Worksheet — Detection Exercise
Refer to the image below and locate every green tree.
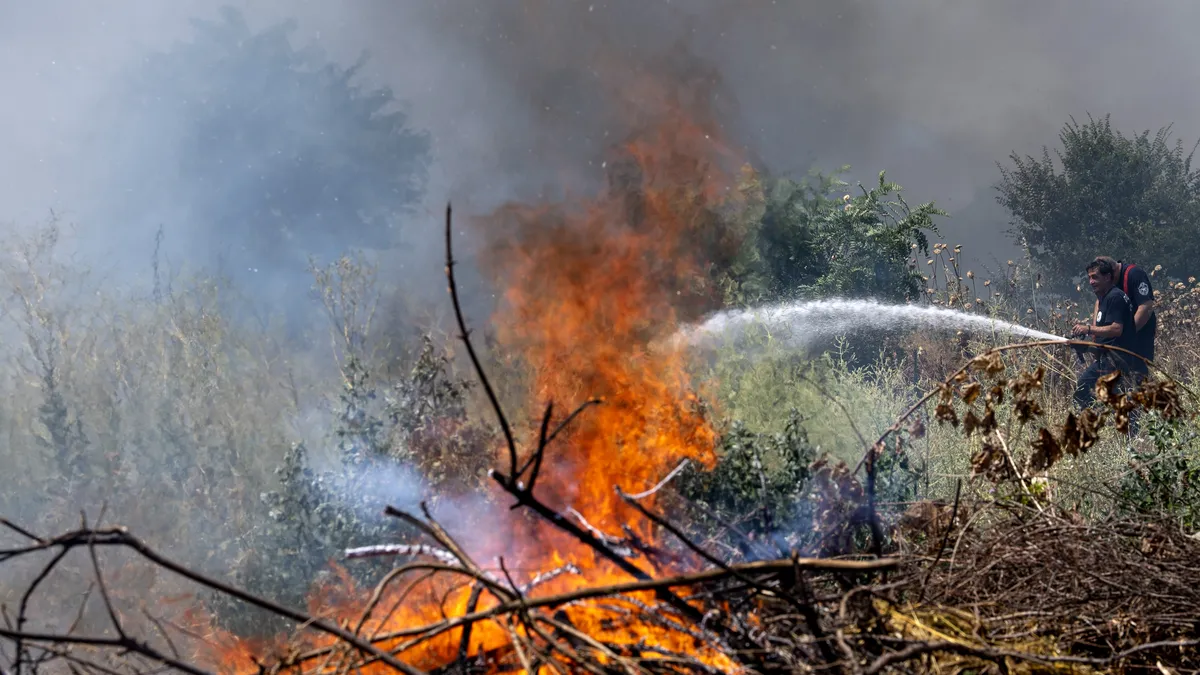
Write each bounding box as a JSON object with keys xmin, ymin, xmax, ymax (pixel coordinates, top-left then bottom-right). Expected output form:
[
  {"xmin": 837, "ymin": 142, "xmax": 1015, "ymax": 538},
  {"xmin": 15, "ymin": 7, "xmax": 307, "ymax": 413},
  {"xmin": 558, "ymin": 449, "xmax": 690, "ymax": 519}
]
[
  {"xmin": 724, "ymin": 168, "xmax": 943, "ymax": 305},
  {"xmin": 99, "ymin": 6, "xmax": 431, "ymax": 292},
  {"xmin": 996, "ymin": 114, "xmax": 1200, "ymax": 289}
]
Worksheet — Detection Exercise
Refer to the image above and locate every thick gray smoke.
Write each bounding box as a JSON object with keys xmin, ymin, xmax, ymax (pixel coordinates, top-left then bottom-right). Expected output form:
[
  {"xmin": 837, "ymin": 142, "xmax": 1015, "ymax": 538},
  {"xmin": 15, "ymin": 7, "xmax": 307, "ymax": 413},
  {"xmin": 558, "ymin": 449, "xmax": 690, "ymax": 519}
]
[
  {"xmin": 6, "ymin": 0, "xmax": 1200, "ymax": 294},
  {"xmin": 292, "ymin": 0, "xmax": 1200, "ymax": 275}
]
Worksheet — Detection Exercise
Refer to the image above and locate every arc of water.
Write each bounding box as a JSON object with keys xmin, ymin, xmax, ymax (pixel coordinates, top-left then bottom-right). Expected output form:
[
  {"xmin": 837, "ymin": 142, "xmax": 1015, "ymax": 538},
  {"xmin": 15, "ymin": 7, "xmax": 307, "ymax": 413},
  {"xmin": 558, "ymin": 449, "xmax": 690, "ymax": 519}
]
[{"xmin": 678, "ymin": 299, "xmax": 1066, "ymax": 349}]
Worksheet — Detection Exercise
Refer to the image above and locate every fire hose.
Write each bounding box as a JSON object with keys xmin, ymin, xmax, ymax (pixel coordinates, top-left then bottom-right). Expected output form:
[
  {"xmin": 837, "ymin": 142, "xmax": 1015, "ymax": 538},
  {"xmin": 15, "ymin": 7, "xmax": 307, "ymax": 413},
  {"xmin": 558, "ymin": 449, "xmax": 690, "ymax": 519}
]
[{"xmin": 1070, "ymin": 341, "xmax": 1089, "ymax": 366}]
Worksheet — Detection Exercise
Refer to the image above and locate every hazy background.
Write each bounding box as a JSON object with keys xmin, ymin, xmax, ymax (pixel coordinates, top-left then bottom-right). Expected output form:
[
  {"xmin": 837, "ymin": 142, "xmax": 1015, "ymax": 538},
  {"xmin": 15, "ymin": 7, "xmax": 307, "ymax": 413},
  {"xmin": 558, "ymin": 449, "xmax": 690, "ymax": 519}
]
[{"xmin": 4, "ymin": 0, "xmax": 1200, "ymax": 305}]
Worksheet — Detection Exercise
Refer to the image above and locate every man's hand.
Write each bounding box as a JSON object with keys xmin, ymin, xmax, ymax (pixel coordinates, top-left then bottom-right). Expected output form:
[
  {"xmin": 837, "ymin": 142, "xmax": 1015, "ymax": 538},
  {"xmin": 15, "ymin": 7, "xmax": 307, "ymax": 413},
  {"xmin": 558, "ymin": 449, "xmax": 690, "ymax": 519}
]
[{"xmin": 1072, "ymin": 323, "xmax": 1092, "ymax": 337}]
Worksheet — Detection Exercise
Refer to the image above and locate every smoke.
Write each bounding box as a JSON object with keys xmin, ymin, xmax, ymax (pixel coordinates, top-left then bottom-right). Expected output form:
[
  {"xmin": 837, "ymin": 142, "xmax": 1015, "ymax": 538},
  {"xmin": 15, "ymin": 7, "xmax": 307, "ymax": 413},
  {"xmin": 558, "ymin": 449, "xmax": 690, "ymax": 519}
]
[
  {"xmin": 313, "ymin": 0, "xmax": 1200, "ymax": 273},
  {"xmin": 6, "ymin": 0, "xmax": 1200, "ymax": 292}
]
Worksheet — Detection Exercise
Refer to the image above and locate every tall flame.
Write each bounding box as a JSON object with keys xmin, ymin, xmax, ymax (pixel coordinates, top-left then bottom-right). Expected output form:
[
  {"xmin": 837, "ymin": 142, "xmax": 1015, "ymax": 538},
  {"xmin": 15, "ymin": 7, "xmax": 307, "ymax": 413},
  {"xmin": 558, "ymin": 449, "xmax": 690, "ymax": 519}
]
[
  {"xmin": 465, "ymin": 79, "xmax": 745, "ymax": 668},
  {"xmin": 480, "ymin": 99, "xmax": 740, "ymax": 521},
  {"xmin": 200, "ymin": 75, "xmax": 749, "ymax": 674}
]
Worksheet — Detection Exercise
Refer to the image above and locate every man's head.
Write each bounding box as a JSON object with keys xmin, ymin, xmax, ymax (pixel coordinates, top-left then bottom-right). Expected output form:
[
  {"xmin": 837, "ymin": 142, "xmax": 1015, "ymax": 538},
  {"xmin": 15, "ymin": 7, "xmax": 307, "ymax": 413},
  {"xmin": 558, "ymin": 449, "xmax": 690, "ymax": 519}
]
[
  {"xmin": 1086, "ymin": 257, "xmax": 1117, "ymax": 296},
  {"xmin": 1095, "ymin": 255, "xmax": 1120, "ymax": 275}
]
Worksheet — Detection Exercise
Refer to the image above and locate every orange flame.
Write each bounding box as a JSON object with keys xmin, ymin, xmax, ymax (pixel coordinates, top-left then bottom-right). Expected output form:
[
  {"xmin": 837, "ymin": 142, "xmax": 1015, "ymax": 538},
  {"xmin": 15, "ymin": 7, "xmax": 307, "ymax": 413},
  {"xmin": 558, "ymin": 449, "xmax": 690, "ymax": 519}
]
[
  {"xmin": 200, "ymin": 75, "xmax": 748, "ymax": 675},
  {"xmin": 481, "ymin": 106, "xmax": 738, "ymax": 523}
]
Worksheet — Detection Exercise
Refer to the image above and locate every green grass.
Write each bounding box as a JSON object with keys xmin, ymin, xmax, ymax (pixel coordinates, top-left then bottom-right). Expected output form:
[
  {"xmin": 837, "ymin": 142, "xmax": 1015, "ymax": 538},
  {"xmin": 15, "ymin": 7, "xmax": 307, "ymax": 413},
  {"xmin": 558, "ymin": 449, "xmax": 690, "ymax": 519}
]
[{"xmin": 692, "ymin": 310, "xmax": 1200, "ymax": 528}]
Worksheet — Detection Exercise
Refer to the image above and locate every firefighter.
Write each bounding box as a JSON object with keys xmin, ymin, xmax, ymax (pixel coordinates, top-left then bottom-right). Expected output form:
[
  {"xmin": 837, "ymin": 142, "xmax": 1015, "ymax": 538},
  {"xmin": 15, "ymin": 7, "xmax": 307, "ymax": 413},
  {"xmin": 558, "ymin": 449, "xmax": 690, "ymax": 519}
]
[
  {"xmin": 1071, "ymin": 257, "xmax": 1137, "ymax": 409},
  {"xmin": 1091, "ymin": 255, "xmax": 1156, "ymax": 381}
]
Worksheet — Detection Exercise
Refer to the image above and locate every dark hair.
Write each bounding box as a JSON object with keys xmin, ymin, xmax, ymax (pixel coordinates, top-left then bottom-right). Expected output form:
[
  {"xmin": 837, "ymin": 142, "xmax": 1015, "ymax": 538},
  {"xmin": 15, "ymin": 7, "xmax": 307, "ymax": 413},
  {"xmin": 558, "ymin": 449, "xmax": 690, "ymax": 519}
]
[{"xmin": 1087, "ymin": 257, "xmax": 1116, "ymax": 278}]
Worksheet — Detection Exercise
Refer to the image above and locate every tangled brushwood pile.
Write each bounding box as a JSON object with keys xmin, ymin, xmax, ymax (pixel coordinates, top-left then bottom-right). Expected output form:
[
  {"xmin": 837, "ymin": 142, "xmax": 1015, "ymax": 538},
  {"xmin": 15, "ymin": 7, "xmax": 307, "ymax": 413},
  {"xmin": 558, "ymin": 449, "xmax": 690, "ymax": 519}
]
[
  {"xmin": 896, "ymin": 510, "xmax": 1200, "ymax": 672},
  {"xmin": 5, "ymin": 471, "xmax": 1200, "ymax": 674},
  {"xmin": 186, "ymin": 502, "xmax": 1200, "ymax": 675}
]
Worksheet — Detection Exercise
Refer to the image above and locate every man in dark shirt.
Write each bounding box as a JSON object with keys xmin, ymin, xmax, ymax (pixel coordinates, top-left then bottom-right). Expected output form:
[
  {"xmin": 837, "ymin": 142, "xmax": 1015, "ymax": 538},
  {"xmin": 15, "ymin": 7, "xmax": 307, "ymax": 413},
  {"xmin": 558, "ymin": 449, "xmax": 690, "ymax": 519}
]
[
  {"xmin": 1072, "ymin": 257, "xmax": 1138, "ymax": 409},
  {"xmin": 1092, "ymin": 255, "xmax": 1156, "ymax": 378}
]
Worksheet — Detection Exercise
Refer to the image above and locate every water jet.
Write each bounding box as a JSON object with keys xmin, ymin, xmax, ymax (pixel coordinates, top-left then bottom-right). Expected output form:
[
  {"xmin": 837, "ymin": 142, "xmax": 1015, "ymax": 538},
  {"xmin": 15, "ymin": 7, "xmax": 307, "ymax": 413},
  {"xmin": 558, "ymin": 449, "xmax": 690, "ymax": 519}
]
[{"xmin": 676, "ymin": 299, "xmax": 1066, "ymax": 352}]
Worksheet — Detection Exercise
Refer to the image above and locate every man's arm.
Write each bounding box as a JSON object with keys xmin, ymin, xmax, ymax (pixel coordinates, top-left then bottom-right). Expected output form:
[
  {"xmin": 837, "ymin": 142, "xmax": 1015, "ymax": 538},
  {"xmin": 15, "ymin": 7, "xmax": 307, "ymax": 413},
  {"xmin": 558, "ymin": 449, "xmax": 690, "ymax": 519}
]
[
  {"xmin": 1134, "ymin": 299, "xmax": 1155, "ymax": 330},
  {"xmin": 1128, "ymin": 267, "xmax": 1156, "ymax": 330},
  {"xmin": 1087, "ymin": 321, "xmax": 1124, "ymax": 339},
  {"xmin": 1074, "ymin": 298, "xmax": 1103, "ymax": 337},
  {"xmin": 1072, "ymin": 318, "xmax": 1123, "ymax": 339}
]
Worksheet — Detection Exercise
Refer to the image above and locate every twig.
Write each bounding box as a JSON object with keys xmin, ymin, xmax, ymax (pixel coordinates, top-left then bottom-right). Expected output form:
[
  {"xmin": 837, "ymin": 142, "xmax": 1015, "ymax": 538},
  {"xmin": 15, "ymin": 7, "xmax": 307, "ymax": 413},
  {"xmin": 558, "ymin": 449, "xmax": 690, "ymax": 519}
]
[
  {"xmin": 615, "ymin": 485, "xmax": 814, "ymax": 613},
  {"xmin": 565, "ymin": 508, "xmax": 634, "ymax": 558},
  {"xmin": 86, "ymin": 533, "xmax": 126, "ymax": 639},
  {"xmin": 139, "ymin": 606, "xmax": 184, "ymax": 663},
  {"xmin": 918, "ymin": 479, "xmax": 961, "ymax": 602},
  {"xmin": 527, "ymin": 402, "xmax": 554, "ymax": 493},
  {"xmin": 491, "ymin": 467, "xmax": 715, "ymax": 627},
  {"xmin": 456, "ymin": 583, "xmax": 484, "ymax": 673},
  {"xmin": 863, "ymin": 444, "xmax": 886, "ymax": 558},
  {"xmin": 344, "ymin": 543, "xmax": 459, "ymax": 567},
  {"xmin": 365, "ymin": 569, "xmax": 438, "ymax": 641},
  {"xmin": 789, "ymin": 567, "xmax": 841, "ymax": 669},
  {"xmin": 0, "ymin": 526, "xmax": 428, "ymax": 675},
  {"xmin": 522, "ymin": 565, "xmax": 581, "ymax": 594},
  {"xmin": 0, "ymin": 519, "xmax": 43, "ymax": 544},
  {"xmin": 513, "ymin": 401, "xmax": 604, "ymax": 482},
  {"xmin": 994, "ymin": 428, "xmax": 1044, "ymax": 514},
  {"xmin": 623, "ymin": 461, "xmax": 691, "ymax": 502},
  {"xmin": 444, "ymin": 202, "xmax": 518, "ymax": 481},
  {"xmin": 383, "ymin": 504, "xmax": 514, "ymax": 602},
  {"xmin": 15, "ymin": 547, "xmax": 68, "ymax": 673},
  {"xmin": 0, "ymin": 628, "xmax": 210, "ymax": 675},
  {"xmin": 533, "ymin": 615, "xmax": 644, "ymax": 675}
]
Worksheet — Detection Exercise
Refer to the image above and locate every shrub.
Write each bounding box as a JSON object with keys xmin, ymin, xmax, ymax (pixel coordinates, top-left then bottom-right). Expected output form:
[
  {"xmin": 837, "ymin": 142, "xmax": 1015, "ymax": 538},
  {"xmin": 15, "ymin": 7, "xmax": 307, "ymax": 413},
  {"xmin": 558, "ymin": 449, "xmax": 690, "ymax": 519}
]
[{"xmin": 1118, "ymin": 415, "xmax": 1200, "ymax": 530}]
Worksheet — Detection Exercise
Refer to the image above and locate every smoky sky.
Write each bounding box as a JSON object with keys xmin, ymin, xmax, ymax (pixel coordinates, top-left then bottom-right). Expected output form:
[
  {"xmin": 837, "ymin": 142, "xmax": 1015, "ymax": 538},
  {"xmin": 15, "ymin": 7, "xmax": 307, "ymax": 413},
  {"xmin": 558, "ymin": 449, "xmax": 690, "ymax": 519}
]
[{"xmin": 4, "ymin": 0, "xmax": 1200, "ymax": 298}]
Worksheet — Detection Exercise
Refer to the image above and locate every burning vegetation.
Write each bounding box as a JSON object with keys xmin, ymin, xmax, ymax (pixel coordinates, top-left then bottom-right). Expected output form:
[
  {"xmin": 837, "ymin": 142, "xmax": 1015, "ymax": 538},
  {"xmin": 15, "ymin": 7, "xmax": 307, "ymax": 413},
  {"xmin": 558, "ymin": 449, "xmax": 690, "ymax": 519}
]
[
  {"xmin": 4, "ymin": 231, "xmax": 1200, "ymax": 673},
  {"xmin": 6, "ymin": 38, "xmax": 1200, "ymax": 675},
  {"xmin": 5, "ymin": 173, "xmax": 1200, "ymax": 673}
]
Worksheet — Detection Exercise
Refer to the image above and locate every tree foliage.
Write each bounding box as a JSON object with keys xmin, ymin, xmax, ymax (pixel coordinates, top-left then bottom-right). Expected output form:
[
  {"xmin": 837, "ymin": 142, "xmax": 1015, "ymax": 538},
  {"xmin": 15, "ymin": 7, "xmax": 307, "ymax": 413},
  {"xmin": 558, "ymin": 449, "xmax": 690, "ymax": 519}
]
[
  {"xmin": 724, "ymin": 168, "xmax": 943, "ymax": 305},
  {"xmin": 102, "ymin": 6, "xmax": 431, "ymax": 281},
  {"xmin": 996, "ymin": 114, "xmax": 1200, "ymax": 288}
]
